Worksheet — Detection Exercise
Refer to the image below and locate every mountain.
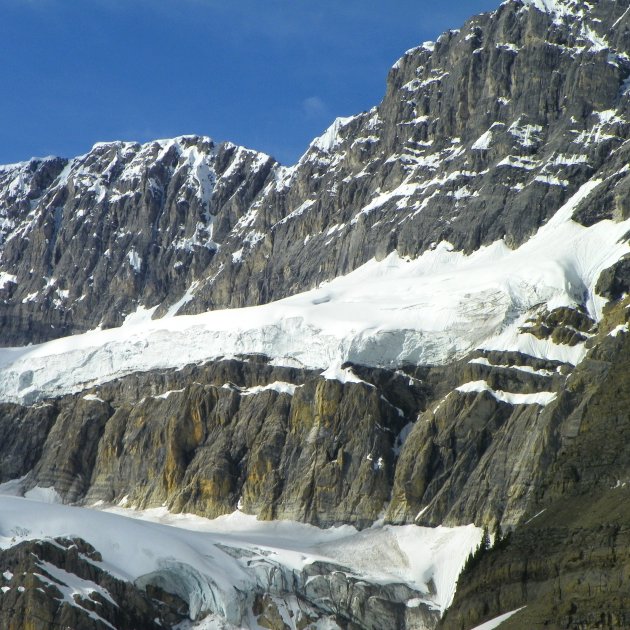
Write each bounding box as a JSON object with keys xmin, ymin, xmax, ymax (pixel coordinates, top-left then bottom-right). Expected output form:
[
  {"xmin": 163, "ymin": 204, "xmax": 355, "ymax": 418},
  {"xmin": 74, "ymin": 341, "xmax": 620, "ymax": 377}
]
[{"xmin": 1, "ymin": 0, "xmax": 630, "ymax": 628}]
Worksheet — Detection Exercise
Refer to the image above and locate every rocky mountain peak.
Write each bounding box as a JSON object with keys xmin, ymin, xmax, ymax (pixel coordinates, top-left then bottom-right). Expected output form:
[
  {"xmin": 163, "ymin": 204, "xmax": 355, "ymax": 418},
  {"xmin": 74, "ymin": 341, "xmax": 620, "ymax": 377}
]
[
  {"xmin": 0, "ymin": 135, "xmax": 276, "ymax": 343},
  {"xmin": 516, "ymin": 0, "xmax": 630, "ymax": 54}
]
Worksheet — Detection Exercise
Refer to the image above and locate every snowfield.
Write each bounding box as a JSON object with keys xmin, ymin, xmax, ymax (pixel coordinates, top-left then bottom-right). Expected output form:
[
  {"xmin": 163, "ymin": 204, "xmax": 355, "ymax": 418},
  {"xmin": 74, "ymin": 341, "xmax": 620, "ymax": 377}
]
[
  {"xmin": 0, "ymin": 179, "xmax": 627, "ymax": 404},
  {"xmin": 0, "ymin": 492, "xmax": 481, "ymax": 628}
]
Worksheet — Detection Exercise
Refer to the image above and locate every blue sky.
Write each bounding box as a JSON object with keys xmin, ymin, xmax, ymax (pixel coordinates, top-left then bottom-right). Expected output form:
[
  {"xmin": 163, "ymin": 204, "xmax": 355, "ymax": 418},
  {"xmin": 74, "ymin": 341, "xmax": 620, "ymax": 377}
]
[{"xmin": 2, "ymin": 0, "xmax": 498, "ymax": 165}]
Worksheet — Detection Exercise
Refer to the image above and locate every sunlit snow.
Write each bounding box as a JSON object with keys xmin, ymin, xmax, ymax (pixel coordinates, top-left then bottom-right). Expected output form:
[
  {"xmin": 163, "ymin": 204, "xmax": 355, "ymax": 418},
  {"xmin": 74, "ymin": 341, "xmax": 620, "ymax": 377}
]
[
  {"xmin": 456, "ymin": 380, "xmax": 557, "ymax": 406},
  {"xmin": 469, "ymin": 607, "xmax": 527, "ymax": 630}
]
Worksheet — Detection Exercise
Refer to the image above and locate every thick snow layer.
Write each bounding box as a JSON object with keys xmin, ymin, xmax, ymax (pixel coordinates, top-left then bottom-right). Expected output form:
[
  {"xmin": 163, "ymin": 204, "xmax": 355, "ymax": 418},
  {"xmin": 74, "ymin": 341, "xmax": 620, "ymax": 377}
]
[
  {"xmin": 23, "ymin": 485, "xmax": 63, "ymax": 504},
  {"xmin": 223, "ymin": 381, "xmax": 300, "ymax": 396},
  {"xmin": 321, "ymin": 364, "xmax": 371, "ymax": 385},
  {"xmin": 456, "ymin": 380, "xmax": 557, "ymax": 406},
  {"xmin": 0, "ymin": 495, "xmax": 481, "ymax": 624},
  {"xmin": 0, "ymin": 179, "xmax": 628, "ymax": 404},
  {"xmin": 309, "ymin": 116, "xmax": 355, "ymax": 153},
  {"xmin": 469, "ymin": 357, "xmax": 556, "ymax": 377},
  {"xmin": 472, "ymin": 129, "xmax": 494, "ymax": 150}
]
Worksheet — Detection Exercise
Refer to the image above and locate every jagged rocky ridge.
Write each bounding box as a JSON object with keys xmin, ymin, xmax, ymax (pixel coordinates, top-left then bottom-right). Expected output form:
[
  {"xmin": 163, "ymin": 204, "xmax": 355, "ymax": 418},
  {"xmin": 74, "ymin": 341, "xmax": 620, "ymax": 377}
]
[
  {"xmin": 2, "ymin": 0, "xmax": 630, "ymax": 629},
  {"xmin": 0, "ymin": 137, "xmax": 275, "ymax": 344}
]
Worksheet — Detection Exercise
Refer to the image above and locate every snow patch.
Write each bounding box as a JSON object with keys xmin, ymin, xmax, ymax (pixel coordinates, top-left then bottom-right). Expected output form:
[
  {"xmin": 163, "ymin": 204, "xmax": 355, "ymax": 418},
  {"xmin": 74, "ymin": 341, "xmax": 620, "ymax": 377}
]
[
  {"xmin": 23, "ymin": 486, "xmax": 63, "ymax": 504},
  {"xmin": 166, "ymin": 281, "xmax": 200, "ymax": 318},
  {"xmin": 35, "ymin": 561, "xmax": 117, "ymax": 629},
  {"xmin": 472, "ymin": 129, "xmax": 494, "ymax": 150},
  {"xmin": 122, "ymin": 304, "xmax": 159, "ymax": 327},
  {"xmin": 0, "ymin": 272, "xmax": 17, "ymax": 290},
  {"xmin": 275, "ymin": 199, "xmax": 316, "ymax": 227},
  {"xmin": 456, "ymin": 380, "xmax": 557, "ymax": 406},
  {"xmin": 509, "ymin": 119, "xmax": 543, "ymax": 148},
  {"xmin": 154, "ymin": 388, "xmax": 186, "ymax": 400},
  {"xmin": 469, "ymin": 357, "xmax": 556, "ymax": 377},
  {"xmin": 469, "ymin": 607, "xmax": 527, "ymax": 630},
  {"xmin": 321, "ymin": 364, "xmax": 370, "ymax": 386},
  {"xmin": 310, "ymin": 117, "xmax": 355, "ymax": 153},
  {"xmin": 534, "ymin": 174, "xmax": 568, "ymax": 187},
  {"xmin": 127, "ymin": 249, "xmax": 142, "ymax": 273},
  {"xmin": 610, "ymin": 323, "xmax": 629, "ymax": 337},
  {"xmin": 224, "ymin": 381, "xmax": 300, "ymax": 396}
]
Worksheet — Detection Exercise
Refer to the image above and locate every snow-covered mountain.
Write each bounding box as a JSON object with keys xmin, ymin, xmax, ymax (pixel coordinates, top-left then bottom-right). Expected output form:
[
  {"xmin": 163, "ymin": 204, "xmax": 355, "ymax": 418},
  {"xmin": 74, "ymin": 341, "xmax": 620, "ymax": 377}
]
[
  {"xmin": 3, "ymin": 0, "xmax": 630, "ymax": 348},
  {"xmin": 1, "ymin": 1, "xmax": 630, "ymax": 628}
]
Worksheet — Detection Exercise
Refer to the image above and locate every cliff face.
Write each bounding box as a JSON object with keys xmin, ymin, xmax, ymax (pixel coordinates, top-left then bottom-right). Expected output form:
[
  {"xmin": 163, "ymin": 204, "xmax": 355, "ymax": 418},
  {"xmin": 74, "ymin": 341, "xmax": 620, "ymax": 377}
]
[
  {"xmin": 0, "ymin": 537, "xmax": 188, "ymax": 630},
  {"xmin": 440, "ymin": 300, "xmax": 630, "ymax": 629},
  {"xmin": 202, "ymin": 0, "xmax": 630, "ymax": 314},
  {"xmin": 2, "ymin": 1, "xmax": 630, "ymax": 629},
  {"xmin": 0, "ymin": 358, "xmax": 418, "ymax": 527},
  {"xmin": 0, "ymin": 294, "xmax": 625, "ymax": 535}
]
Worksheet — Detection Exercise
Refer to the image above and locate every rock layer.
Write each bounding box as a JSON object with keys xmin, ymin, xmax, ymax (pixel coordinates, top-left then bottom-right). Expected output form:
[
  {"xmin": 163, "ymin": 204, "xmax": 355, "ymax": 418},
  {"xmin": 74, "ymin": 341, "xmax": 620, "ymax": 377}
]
[{"xmin": 0, "ymin": 537, "xmax": 188, "ymax": 630}]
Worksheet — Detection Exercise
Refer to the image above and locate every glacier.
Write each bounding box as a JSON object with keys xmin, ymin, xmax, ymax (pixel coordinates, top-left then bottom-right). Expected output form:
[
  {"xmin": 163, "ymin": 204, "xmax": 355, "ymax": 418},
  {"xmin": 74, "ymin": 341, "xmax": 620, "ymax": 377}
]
[
  {"xmin": 0, "ymin": 492, "xmax": 481, "ymax": 628},
  {"xmin": 0, "ymin": 177, "xmax": 627, "ymax": 404}
]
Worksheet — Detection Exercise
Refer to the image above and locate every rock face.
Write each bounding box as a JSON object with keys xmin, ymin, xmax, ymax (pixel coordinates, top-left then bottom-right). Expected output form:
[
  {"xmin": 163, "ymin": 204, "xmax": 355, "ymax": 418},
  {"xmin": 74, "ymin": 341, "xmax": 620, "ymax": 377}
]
[
  {"xmin": 440, "ymin": 305, "xmax": 630, "ymax": 629},
  {"xmin": 0, "ymin": 309, "xmax": 619, "ymax": 534},
  {"xmin": 0, "ymin": 137, "xmax": 275, "ymax": 344},
  {"xmin": 0, "ymin": 358, "xmax": 421, "ymax": 528},
  {"xmin": 2, "ymin": 1, "xmax": 630, "ymax": 629}
]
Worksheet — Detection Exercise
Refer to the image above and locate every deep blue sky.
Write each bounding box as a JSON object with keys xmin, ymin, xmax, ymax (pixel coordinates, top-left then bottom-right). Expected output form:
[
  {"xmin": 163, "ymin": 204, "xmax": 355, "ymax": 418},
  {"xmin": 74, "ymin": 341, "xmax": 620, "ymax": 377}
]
[{"xmin": 2, "ymin": 0, "xmax": 498, "ymax": 166}]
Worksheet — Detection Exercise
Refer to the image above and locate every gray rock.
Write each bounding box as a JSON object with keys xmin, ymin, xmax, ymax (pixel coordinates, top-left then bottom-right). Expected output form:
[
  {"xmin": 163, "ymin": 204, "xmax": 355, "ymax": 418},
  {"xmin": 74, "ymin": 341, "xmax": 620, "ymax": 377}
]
[{"xmin": 0, "ymin": 537, "xmax": 188, "ymax": 629}]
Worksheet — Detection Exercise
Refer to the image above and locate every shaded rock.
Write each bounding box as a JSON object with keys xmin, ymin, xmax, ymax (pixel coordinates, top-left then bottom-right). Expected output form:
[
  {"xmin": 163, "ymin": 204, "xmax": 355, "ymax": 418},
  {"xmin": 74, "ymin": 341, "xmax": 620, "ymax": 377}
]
[
  {"xmin": 0, "ymin": 537, "xmax": 188, "ymax": 630},
  {"xmin": 596, "ymin": 253, "xmax": 630, "ymax": 302}
]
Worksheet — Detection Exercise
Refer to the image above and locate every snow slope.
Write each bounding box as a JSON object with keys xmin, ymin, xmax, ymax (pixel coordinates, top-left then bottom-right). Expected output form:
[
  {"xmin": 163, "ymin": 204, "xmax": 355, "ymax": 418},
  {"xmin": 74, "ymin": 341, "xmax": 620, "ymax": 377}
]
[
  {"xmin": 469, "ymin": 607, "xmax": 527, "ymax": 630},
  {"xmin": 0, "ymin": 179, "xmax": 627, "ymax": 403},
  {"xmin": 0, "ymin": 494, "xmax": 481, "ymax": 626}
]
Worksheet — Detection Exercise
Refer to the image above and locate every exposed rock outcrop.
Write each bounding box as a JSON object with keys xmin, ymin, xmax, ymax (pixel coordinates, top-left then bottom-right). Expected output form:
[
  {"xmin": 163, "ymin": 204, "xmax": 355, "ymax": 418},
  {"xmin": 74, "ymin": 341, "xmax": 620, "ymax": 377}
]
[
  {"xmin": 2, "ymin": 1, "xmax": 630, "ymax": 629},
  {"xmin": 0, "ymin": 537, "xmax": 188, "ymax": 629}
]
